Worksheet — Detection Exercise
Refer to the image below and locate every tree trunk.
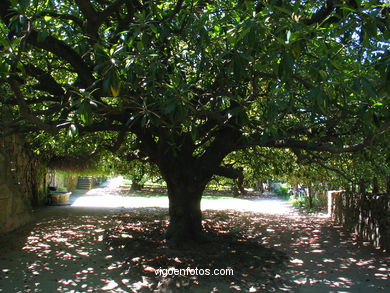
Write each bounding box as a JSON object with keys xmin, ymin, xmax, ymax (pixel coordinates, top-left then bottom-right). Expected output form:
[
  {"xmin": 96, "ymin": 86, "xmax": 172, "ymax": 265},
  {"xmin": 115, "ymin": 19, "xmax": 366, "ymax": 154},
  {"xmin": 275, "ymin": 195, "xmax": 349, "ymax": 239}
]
[
  {"xmin": 130, "ymin": 180, "xmax": 143, "ymax": 191},
  {"xmin": 307, "ymin": 183, "xmax": 314, "ymax": 209},
  {"xmin": 166, "ymin": 188, "xmax": 204, "ymax": 246},
  {"xmin": 372, "ymin": 177, "xmax": 379, "ymax": 194},
  {"xmin": 144, "ymin": 127, "xmax": 239, "ymax": 247},
  {"xmin": 161, "ymin": 163, "xmax": 211, "ymax": 247},
  {"xmin": 235, "ymin": 170, "xmax": 246, "ymax": 196},
  {"xmin": 387, "ymin": 176, "xmax": 390, "ymax": 194},
  {"xmin": 358, "ymin": 179, "xmax": 366, "ymax": 194},
  {"xmin": 255, "ymin": 181, "xmax": 264, "ymax": 193},
  {"xmin": 165, "ymin": 179, "xmax": 208, "ymax": 247}
]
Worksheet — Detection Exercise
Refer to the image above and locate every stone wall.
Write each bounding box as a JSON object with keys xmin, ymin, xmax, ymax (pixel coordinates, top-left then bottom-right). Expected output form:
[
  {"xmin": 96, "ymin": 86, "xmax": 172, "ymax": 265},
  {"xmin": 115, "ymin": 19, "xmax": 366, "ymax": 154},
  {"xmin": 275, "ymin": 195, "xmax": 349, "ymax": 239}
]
[
  {"xmin": 331, "ymin": 191, "xmax": 390, "ymax": 251},
  {"xmin": 64, "ymin": 175, "xmax": 78, "ymax": 191},
  {"xmin": 0, "ymin": 135, "xmax": 47, "ymax": 234}
]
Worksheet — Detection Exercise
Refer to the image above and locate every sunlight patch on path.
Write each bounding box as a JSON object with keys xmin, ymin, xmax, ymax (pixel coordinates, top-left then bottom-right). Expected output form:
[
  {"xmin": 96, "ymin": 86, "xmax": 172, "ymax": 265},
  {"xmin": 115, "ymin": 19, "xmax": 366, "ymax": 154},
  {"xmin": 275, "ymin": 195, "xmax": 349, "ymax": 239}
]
[
  {"xmin": 71, "ymin": 176, "xmax": 299, "ymax": 215},
  {"xmin": 99, "ymin": 176, "xmax": 126, "ymax": 188},
  {"xmin": 72, "ymin": 195, "xmax": 169, "ymax": 209},
  {"xmin": 72, "ymin": 190, "xmax": 297, "ymax": 216},
  {"xmin": 72, "ymin": 195, "xmax": 296, "ymax": 215},
  {"xmin": 202, "ymin": 198, "xmax": 298, "ymax": 215}
]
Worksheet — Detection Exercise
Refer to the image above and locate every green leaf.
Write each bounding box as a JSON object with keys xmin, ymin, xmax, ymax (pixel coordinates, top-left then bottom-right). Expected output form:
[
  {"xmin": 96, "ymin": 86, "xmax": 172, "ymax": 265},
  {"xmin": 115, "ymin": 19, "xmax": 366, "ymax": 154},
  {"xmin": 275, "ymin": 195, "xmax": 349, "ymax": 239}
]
[
  {"xmin": 278, "ymin": 53, "xmax": 294, "ymax": 79},
  {"xmin": 361, "ymin": 77, "xmax": 377, "ymax": 97},
  {"xmin": 163, "ymin": 98, "xmax": 177, "ymax": 115},
  {"xmin": 78, "ymin": 101, "xmax": 93, "ymax": 124},
  {"xmin": 310, "ymin": 87, "xmax": 327, "ymax": 114},
  {"xmin": 291, "ymin": 42, "xmax": 302, "ymax": 59},
  {"xmin": 191, "ymin": 126, "xmax": 199, "ymax": 141},
  {"xmin": 273, "ymin": 6, "xmax": 292, "ymax": 16}
]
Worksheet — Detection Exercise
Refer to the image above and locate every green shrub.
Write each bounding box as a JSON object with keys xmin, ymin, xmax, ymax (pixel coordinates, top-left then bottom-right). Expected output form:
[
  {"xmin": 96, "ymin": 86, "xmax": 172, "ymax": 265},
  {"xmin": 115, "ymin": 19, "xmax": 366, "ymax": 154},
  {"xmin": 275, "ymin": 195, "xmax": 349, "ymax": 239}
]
[
  {"xmin": 56, "ymin": 187, "xmax": 68, "ymax": 192},
  {"xmin": 289, "ymin": 193, "xmax": 321, "ymax": 212},
  {"xmin": 274, "ymin": 186, "xmax": 291, "ymax": 200}
]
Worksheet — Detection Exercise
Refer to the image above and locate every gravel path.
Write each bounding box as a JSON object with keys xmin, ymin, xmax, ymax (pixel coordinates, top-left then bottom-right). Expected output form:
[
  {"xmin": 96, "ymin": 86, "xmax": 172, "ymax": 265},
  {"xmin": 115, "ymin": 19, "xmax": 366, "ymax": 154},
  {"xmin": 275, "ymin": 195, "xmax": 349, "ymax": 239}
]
[{"xmin": 0, "ymin": 186, "xmax": 389, "ymax": 292}]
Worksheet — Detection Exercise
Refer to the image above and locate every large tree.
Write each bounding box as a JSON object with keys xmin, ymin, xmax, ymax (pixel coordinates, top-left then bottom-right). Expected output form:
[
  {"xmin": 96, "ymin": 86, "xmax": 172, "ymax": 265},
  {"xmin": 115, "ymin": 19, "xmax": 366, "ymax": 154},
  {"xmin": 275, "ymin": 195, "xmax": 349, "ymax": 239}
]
[{"xmin": 1, "ymin": 0, "xmax": 389, "ymax": 246}]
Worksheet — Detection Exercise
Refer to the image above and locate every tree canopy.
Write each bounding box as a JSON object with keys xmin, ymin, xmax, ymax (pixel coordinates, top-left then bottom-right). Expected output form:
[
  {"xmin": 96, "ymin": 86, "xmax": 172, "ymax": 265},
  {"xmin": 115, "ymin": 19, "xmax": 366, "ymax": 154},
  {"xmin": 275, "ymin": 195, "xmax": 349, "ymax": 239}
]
[{"xmin": 1, "ymin": 0, "xmax": 389, "ymax": 245}]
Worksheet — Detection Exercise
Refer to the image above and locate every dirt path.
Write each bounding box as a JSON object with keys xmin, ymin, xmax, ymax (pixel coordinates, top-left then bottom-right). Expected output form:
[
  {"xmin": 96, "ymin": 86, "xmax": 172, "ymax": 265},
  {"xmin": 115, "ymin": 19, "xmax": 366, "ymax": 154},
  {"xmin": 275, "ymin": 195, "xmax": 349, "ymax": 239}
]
[{"xmin": 0, "ymin": 186, "xmax": 389, "ymax": 292}]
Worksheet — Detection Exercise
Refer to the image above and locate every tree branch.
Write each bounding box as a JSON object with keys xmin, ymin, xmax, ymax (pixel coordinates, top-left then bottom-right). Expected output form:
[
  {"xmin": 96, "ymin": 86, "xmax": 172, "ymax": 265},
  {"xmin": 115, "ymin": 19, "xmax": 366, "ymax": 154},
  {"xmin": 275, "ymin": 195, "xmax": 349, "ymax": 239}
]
[
  {"xmin": 9, "ymin": 79, "xmax": 58, "ymax": 135},
  {"xmin": 75, "ymin": 0, "xmax": 126, "ymax": 41},
  {"xmin": 214, "ymin": 166, "xmax": 242, "ymax": 179},
  {"xmin": 24, "ymin": 63, "xmax": 65, "ymax": 96},
  {"xmin": 109, "ymin": 129, "xmax": 127, "ymax": 152},
  {"xmin": 75, "ymin": 0, "xmax": 98, "ymax": 22},
  {"xmin": 307, "ymin": 151, "xmax": 352, "ymax": 182},
  {"xmin": 263, "ymin": 124, "xmax": 389, "ymax": 153},
  {"xmin": 26, "ymin": 31, "xmax": 95, "ymax": 87}
]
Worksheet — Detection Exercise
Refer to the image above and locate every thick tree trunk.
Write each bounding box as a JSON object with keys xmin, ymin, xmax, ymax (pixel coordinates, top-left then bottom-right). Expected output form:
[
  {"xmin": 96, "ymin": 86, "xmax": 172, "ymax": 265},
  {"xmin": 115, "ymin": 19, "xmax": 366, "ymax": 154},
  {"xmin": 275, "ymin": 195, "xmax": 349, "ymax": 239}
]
[
  {"xmin": 144, "ymin": 126, "xmax": 239, "ymax": 247},
  {"xmin": 166, "ymin": 186, "xmax": 204, "ymax": 246},
  {"xmin": 159, "ymin": 162, "xmax": 211, "ymax": 247}
]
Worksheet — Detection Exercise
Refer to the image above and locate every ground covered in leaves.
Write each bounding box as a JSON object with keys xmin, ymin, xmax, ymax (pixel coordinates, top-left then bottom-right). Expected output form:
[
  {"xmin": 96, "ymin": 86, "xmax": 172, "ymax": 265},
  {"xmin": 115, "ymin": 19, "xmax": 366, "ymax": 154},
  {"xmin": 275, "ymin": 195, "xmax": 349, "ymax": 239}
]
[
  {"xmin": 0, "ymin": 192, "xmax": 389, "ymax": 292},
  {"xmin": 104, "ymin": 210, "xmax": 291, "ymax": 292}
]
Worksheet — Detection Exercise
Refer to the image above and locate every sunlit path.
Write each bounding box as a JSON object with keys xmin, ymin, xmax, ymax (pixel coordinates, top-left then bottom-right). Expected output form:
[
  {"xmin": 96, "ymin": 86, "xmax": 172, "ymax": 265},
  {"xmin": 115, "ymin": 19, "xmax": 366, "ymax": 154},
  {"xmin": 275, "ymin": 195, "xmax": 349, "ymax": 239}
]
[
  {"xmin": 71, "ymin": 177, "xmax": 299, "ymax": 215},
  {"xmin": 72, "ymin": 194, "xmax": 297, "ymax": 215},
  {"xmin": 203, "ymin": 197, "xmax": 298, "ymax": 215}
]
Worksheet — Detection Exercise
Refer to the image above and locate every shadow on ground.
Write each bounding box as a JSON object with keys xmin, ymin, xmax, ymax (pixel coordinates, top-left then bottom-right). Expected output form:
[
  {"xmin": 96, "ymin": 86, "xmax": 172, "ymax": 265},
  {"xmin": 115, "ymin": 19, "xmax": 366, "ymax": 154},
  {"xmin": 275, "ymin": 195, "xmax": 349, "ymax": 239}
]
[
  {"xmin": 0, "ymin": 191, "xmax": 389, "ymax": 292},
  {"xmin": 0, "ymin": 208, "xmax": 290, "ymax": 292}
]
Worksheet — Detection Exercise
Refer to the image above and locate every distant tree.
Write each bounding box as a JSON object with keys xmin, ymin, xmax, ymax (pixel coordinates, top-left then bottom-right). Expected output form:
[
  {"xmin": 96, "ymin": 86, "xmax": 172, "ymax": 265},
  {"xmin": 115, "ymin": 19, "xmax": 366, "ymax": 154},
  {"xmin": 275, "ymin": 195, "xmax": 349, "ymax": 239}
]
[{"xmin": 1, "ymin": 0, "xmax": 388, "ymax": 246}]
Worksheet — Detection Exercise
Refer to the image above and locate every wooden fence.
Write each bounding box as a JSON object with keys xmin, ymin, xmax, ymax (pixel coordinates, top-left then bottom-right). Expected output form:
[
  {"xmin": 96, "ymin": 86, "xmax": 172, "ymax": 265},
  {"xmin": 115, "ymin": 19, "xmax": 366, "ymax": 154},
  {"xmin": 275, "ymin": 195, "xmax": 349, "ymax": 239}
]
[{"xmin": 330, "ymin": 191, "xmax": 390, "ymax": 251}]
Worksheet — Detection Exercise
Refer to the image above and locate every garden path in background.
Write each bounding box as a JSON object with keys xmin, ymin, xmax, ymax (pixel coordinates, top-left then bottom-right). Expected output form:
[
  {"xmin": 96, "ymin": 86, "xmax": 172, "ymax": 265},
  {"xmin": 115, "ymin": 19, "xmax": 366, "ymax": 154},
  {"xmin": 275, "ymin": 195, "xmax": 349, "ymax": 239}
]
[
  {"xmin": 70, "ymin": 177, "xmax": 298, "ymax": 216},
  {"xmin": 0, "ymin": 178, "xmax": 388, "ymax": 292}
]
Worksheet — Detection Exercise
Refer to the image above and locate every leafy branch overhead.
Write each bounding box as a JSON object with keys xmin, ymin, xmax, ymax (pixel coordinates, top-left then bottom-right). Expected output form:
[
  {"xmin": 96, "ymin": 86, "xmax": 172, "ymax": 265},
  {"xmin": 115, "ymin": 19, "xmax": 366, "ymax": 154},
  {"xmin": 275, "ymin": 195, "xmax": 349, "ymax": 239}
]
[
  {"xmin": 0, "ymin": 0, "xmax": 389, "ymax": 245},
  {"xmin": 1, "ymin": 2, "xmax": 388, "ymax": 134},
  {"xmin": 0, "ymin": 0, "xmax": 388, "ymax": 187}
]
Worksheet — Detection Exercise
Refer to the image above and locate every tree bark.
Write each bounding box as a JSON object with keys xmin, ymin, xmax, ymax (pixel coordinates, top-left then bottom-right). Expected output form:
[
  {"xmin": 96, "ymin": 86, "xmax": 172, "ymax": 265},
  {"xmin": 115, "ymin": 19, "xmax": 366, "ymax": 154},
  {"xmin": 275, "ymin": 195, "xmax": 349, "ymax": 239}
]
[
  {"xmin": 307, "ymin": 183, "xmax": 314, "ymax": 209},
  {"xmin": 235, "ymin": 169, "xmax": 246, "ymax": 196},
  {"xmin": 372, "ymin": 177, "xmax": 379, "ymax": 194},
  {"xmin": 166, "ymin": 186, "xmax": 204, "ymax": 246},
  {"xmin": 160, "ymin": 161, "xmax": 211, "ymax": 248},
  {"xmin": 130, "ymin": 180, "xmax": 143, "ymax": 191},
  {"xmin": 358, "ymin": 179, "xmax": 366, "ymax": 194}
]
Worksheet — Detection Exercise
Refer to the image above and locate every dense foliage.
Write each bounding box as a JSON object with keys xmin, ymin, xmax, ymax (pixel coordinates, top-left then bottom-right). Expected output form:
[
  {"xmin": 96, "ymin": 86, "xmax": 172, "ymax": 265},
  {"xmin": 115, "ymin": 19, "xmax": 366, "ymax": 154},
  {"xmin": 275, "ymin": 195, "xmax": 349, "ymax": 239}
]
[{"xmin": 1, "ymin": 0, "xmax": 389, "ymax": 244}]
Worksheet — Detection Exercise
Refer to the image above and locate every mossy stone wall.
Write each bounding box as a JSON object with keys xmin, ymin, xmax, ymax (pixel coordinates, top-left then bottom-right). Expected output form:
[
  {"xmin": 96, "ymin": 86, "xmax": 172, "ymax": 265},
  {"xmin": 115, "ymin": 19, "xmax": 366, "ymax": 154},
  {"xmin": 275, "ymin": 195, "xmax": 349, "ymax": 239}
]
[{"xmin": 0, "ymin": 135, "xmax": 47, "ymax": 234}]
